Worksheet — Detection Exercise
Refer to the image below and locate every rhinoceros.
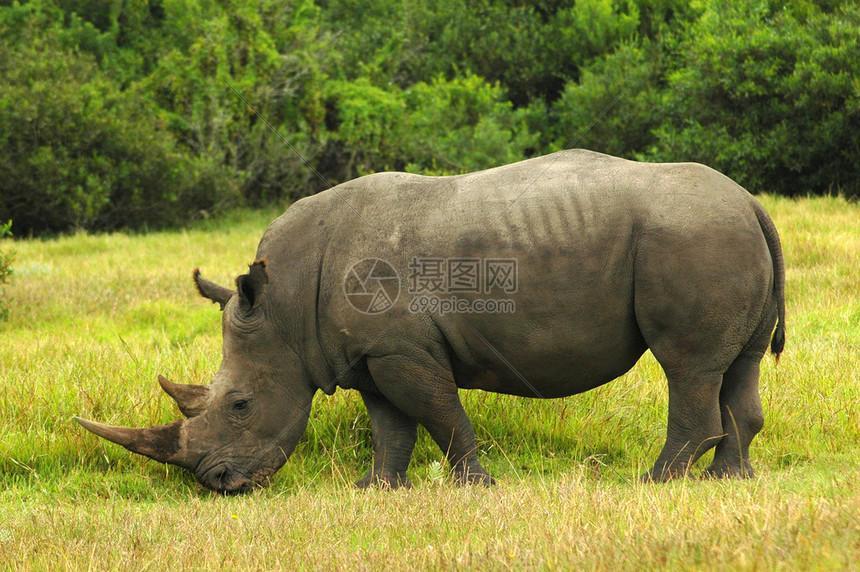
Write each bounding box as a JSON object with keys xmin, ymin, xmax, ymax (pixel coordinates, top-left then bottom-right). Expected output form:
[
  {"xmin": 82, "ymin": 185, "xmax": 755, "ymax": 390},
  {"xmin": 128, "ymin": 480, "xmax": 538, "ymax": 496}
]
[{"xmin": 76, "ymin": 150, "xmax": 785, "ymax": 492}]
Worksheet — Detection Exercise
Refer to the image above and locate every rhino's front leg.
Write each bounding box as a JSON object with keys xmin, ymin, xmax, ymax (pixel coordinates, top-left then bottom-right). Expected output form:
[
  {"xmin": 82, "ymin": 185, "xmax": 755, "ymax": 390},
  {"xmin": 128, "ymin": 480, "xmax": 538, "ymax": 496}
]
[
  {"xmin": 368, "ymin": 354, "xmax": 495, "ymax": 486},
  {"xmin": 356, "ymin": 390, "xmax": 417, "ymax": 489}
]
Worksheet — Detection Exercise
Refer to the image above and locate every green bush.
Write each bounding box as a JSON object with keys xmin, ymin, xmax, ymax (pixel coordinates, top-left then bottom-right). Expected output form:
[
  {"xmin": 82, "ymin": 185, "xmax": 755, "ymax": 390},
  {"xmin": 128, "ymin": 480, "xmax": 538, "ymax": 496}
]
[
  {"xmin": 647, "ymin": 0, "xmax": 860, "ymax": 196},
  {"xmin": 322, "ymin": 78, "xmax": 407, "ymax": 179},
  {"xmin": 550, "ymin": 40, "xmax": 667, "ymax": 157},
  {"xmin": 321, "ymin": 0, "xmax": 642, "ymax": 106},
  {"xmin": 0, "ymin": 2, "xmax": 238, "ymax": 234},
  {"xmin": 139, "ymin": 0, "xmax": 333, "ymax": 204},
  {"xmin": 322, "ymin": 74, "xmax": 537, "ymax": 178},
  {"xmin": 400, "ymin": 74, "xmax": 538, "ymax": 174},
  {"xmin": 0, "ymin": 42, "xmax": 236, "ymax": 234},
  {"xmin": 1, "ymin": 0, "xmax": 857, "ymax": 236}
]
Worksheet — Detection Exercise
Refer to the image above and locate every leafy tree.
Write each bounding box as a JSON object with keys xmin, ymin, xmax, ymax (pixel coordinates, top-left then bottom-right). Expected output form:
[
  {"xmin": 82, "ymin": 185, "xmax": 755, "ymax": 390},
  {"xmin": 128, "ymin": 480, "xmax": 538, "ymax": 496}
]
[
  {"xmin": 550, "ymin": 40, "xmax": 667, "ymax": 157},
  {"xmin": 321, "ymin": 74, "xmax": 537, "ymax": 179},
  {"xmin": 1, "ymin": 0, "xmax": 857, "ymax": 235},
  {"xmin": 141, "ymin": 0, "xmax": 334, "ymax": 203},
  {"xmin": 320, "ymin": 0, "xmax": 641, "ymax": 105},
  {"xmin": 400, "ymin": 74, "xmax": 538, "ymax": 173},
  {"xmin": 0, "ymin": 26, "xmax": 236, "ymax": 234},
  {"xmin": 321, "ymin": 78, "xmax": 407, "ymax": 179},
  {"xmin": 648, "ymin": 0, "xmax": 860, "ymax": 196}
]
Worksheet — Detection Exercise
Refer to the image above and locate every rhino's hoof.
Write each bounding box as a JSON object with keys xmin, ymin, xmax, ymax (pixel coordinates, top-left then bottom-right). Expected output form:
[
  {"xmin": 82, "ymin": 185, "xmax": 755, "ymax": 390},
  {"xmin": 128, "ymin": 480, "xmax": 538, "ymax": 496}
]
[
  {"xmin": 455, "ymin": 469, "xmax": 496, "ymax": 487},
  {"xmin": 355, "ymin": 471, "xmax": 412, "ymax": 490},
  {"xmin": 702, "ymin": 462, "xmax": 756, "ymax": 480},
  {"xmin": 639, "ymin": 469, "xmax": 679, "ymax": 483}
]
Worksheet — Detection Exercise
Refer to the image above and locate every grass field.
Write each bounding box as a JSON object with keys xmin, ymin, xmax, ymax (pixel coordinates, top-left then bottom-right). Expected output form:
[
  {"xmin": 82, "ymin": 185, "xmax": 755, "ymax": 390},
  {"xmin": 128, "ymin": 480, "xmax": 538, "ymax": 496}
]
[{"xmin": 1, "ymin": 196, "xmax": 858, "ymax": 570}]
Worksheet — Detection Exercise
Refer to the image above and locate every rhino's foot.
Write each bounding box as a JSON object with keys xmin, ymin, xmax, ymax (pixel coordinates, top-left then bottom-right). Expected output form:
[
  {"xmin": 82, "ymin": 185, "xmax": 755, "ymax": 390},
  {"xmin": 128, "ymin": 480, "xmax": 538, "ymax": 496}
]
[
  {"xmin": 702, "ymin": 460, "xmax": 755, "ymax": 479},
  {"xmin": 639, "ymin": 471, "xmax": 665, "ymax": 484},
  {"xmin": 639, "ymin": 466, "xmax": 691, "ymax": 483},
  {"xmin": 453, "ymin": 467, "xmax": 496, "ymax": 487},
  {"xmin": 355, "ymin": 470, "xmax": 412, "ymax": 490}
]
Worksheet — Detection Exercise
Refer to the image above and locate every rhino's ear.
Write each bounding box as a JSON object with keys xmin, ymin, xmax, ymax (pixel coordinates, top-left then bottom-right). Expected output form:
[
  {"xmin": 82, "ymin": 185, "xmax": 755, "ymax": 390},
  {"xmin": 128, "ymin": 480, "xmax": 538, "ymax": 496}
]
[
  {"xmin": 235, "ymin": 259, "xmax": 268, "ymax": 312},
  {"xmin": 193, "ymin": 268, "xmax": 234, "ymax": 311}
]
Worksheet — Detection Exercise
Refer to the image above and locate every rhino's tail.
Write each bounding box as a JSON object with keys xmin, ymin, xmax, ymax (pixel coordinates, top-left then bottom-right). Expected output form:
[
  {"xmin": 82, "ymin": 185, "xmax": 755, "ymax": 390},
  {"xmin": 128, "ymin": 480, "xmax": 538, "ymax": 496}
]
[{"xmin": 753, "ymin": 200, "xmax": 786, "ymax": 361}]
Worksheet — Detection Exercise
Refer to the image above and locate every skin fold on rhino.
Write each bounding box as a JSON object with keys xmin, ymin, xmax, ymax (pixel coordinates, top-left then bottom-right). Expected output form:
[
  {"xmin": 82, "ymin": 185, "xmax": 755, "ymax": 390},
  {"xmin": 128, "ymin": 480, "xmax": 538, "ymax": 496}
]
[{"xmin": 76, "ymin": 150, "xmax": 786, "ymax": 493}]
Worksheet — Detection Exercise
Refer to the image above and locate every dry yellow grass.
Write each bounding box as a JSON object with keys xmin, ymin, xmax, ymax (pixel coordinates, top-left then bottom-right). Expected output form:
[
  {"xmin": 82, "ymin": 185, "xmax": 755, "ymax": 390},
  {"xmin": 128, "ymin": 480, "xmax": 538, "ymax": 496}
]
[{"xmin": 2, "ymin": 470, "xmax": 858, "ymax": 570}]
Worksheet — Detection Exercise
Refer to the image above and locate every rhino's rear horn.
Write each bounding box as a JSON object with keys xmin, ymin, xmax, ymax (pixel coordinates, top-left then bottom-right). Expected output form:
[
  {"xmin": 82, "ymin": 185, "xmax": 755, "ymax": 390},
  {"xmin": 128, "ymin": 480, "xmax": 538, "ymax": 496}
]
[
  {"xmin": 74, "ymin": 417, "xmax": 195, "ymax": 469},
  {"xmin": 193, "ymin": 268, "xmax": 234, "ymax": 310},
  {"xmin": 158, "ymin": 375, "xmax": 209, "ymax": 417}
]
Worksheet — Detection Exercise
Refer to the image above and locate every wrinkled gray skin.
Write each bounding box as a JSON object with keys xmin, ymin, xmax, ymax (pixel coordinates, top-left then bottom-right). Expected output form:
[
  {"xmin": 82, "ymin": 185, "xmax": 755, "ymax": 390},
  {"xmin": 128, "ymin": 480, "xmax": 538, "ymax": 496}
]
[{"xmin": 77, "ymin": 150, "xmax": 786, "ymax": 493}]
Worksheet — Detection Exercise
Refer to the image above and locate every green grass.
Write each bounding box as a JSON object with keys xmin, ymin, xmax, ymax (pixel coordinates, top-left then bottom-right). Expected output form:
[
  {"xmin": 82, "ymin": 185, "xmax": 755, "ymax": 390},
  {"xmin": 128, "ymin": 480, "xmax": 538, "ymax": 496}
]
[{"xmin": 1, "ymin": 197, "xmax": 858, "ymax": 570}]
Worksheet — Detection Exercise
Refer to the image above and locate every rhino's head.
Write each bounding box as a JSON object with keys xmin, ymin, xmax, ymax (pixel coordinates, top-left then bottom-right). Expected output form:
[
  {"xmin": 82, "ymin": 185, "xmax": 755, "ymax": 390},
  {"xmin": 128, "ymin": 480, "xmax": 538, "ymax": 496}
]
[{"xmin": 76, "ymin": 260, "xmax": 316, "ymax": 493}]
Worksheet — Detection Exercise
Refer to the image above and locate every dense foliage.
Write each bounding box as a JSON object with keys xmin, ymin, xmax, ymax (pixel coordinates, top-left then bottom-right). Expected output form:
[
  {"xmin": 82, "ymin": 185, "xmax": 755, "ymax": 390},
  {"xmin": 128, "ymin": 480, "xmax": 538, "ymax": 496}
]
[{"xmin": 0, "ymin": 0, "xmax": 857, "ymax": 234}]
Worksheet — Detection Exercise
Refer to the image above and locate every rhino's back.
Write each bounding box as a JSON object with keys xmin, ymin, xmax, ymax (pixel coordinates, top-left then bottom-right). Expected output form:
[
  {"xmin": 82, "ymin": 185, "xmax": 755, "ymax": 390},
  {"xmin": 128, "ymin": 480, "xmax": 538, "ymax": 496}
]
[
  {"xmin": 331, "ymin": 150, "xmax": 636, "ymax": 248},
  {"xmin": 325, "ymin": 150, "xmax": 753, "ymax": 250}
]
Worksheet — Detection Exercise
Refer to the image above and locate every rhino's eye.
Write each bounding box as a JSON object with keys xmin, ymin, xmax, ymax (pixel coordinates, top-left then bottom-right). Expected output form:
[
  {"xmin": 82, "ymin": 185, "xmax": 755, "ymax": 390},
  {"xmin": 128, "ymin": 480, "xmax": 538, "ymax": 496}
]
[{"xmin": 232, "ymin": 399, "xmax": 249, "ymax": 411}]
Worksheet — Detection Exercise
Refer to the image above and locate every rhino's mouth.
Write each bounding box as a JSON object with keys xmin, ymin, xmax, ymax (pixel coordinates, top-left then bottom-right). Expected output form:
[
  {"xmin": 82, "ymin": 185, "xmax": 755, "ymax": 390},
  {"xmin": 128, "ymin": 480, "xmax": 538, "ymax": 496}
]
[{"xmin": 199, "ymin": 460, "xmax": 275, "ymax": 494}]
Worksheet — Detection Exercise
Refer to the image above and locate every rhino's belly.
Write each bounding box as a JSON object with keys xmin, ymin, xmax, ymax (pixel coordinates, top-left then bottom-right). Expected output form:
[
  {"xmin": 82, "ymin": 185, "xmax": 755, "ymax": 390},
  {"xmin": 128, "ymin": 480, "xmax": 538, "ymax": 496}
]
[
  {"xmin": 439, "ymin": 276, "xmax": 647, "ymax": 398},
  {"xmin": 452, "ymin": 348, "xmax": 646, "ymax": 398},
  {"xmin": 450, "ymin": 329, "xmax": 647, "ymax": 398}
]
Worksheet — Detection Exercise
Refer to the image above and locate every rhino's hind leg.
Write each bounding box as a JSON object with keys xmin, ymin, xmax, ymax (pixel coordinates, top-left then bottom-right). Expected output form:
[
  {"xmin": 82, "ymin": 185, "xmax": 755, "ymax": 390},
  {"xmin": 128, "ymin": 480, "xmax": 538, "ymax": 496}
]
[
  {"xmin": 704, "ymin": 353, "xmax": 765, "ymax": 479},
  {"xmin": 367, "ymin": 354, "xmax": 495, "ymax": 486},
  {"xmin": 356, "ymin": 391, "xmax": 417, "ymax": 489},
  {"xmin": 644, "ymin": 369, "xmax": 725, "ymax": 481}
]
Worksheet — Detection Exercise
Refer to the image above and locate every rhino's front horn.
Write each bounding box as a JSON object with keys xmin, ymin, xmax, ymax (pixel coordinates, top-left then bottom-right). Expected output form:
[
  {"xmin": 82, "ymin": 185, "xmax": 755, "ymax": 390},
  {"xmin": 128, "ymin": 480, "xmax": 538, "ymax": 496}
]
[
  {"xmin": 74, "ymin": 417, "xmax": 194, "ymax": 469},
  {"xmin": 158, "ymin": 375, "xmax": 209, "ymax": 417}
]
